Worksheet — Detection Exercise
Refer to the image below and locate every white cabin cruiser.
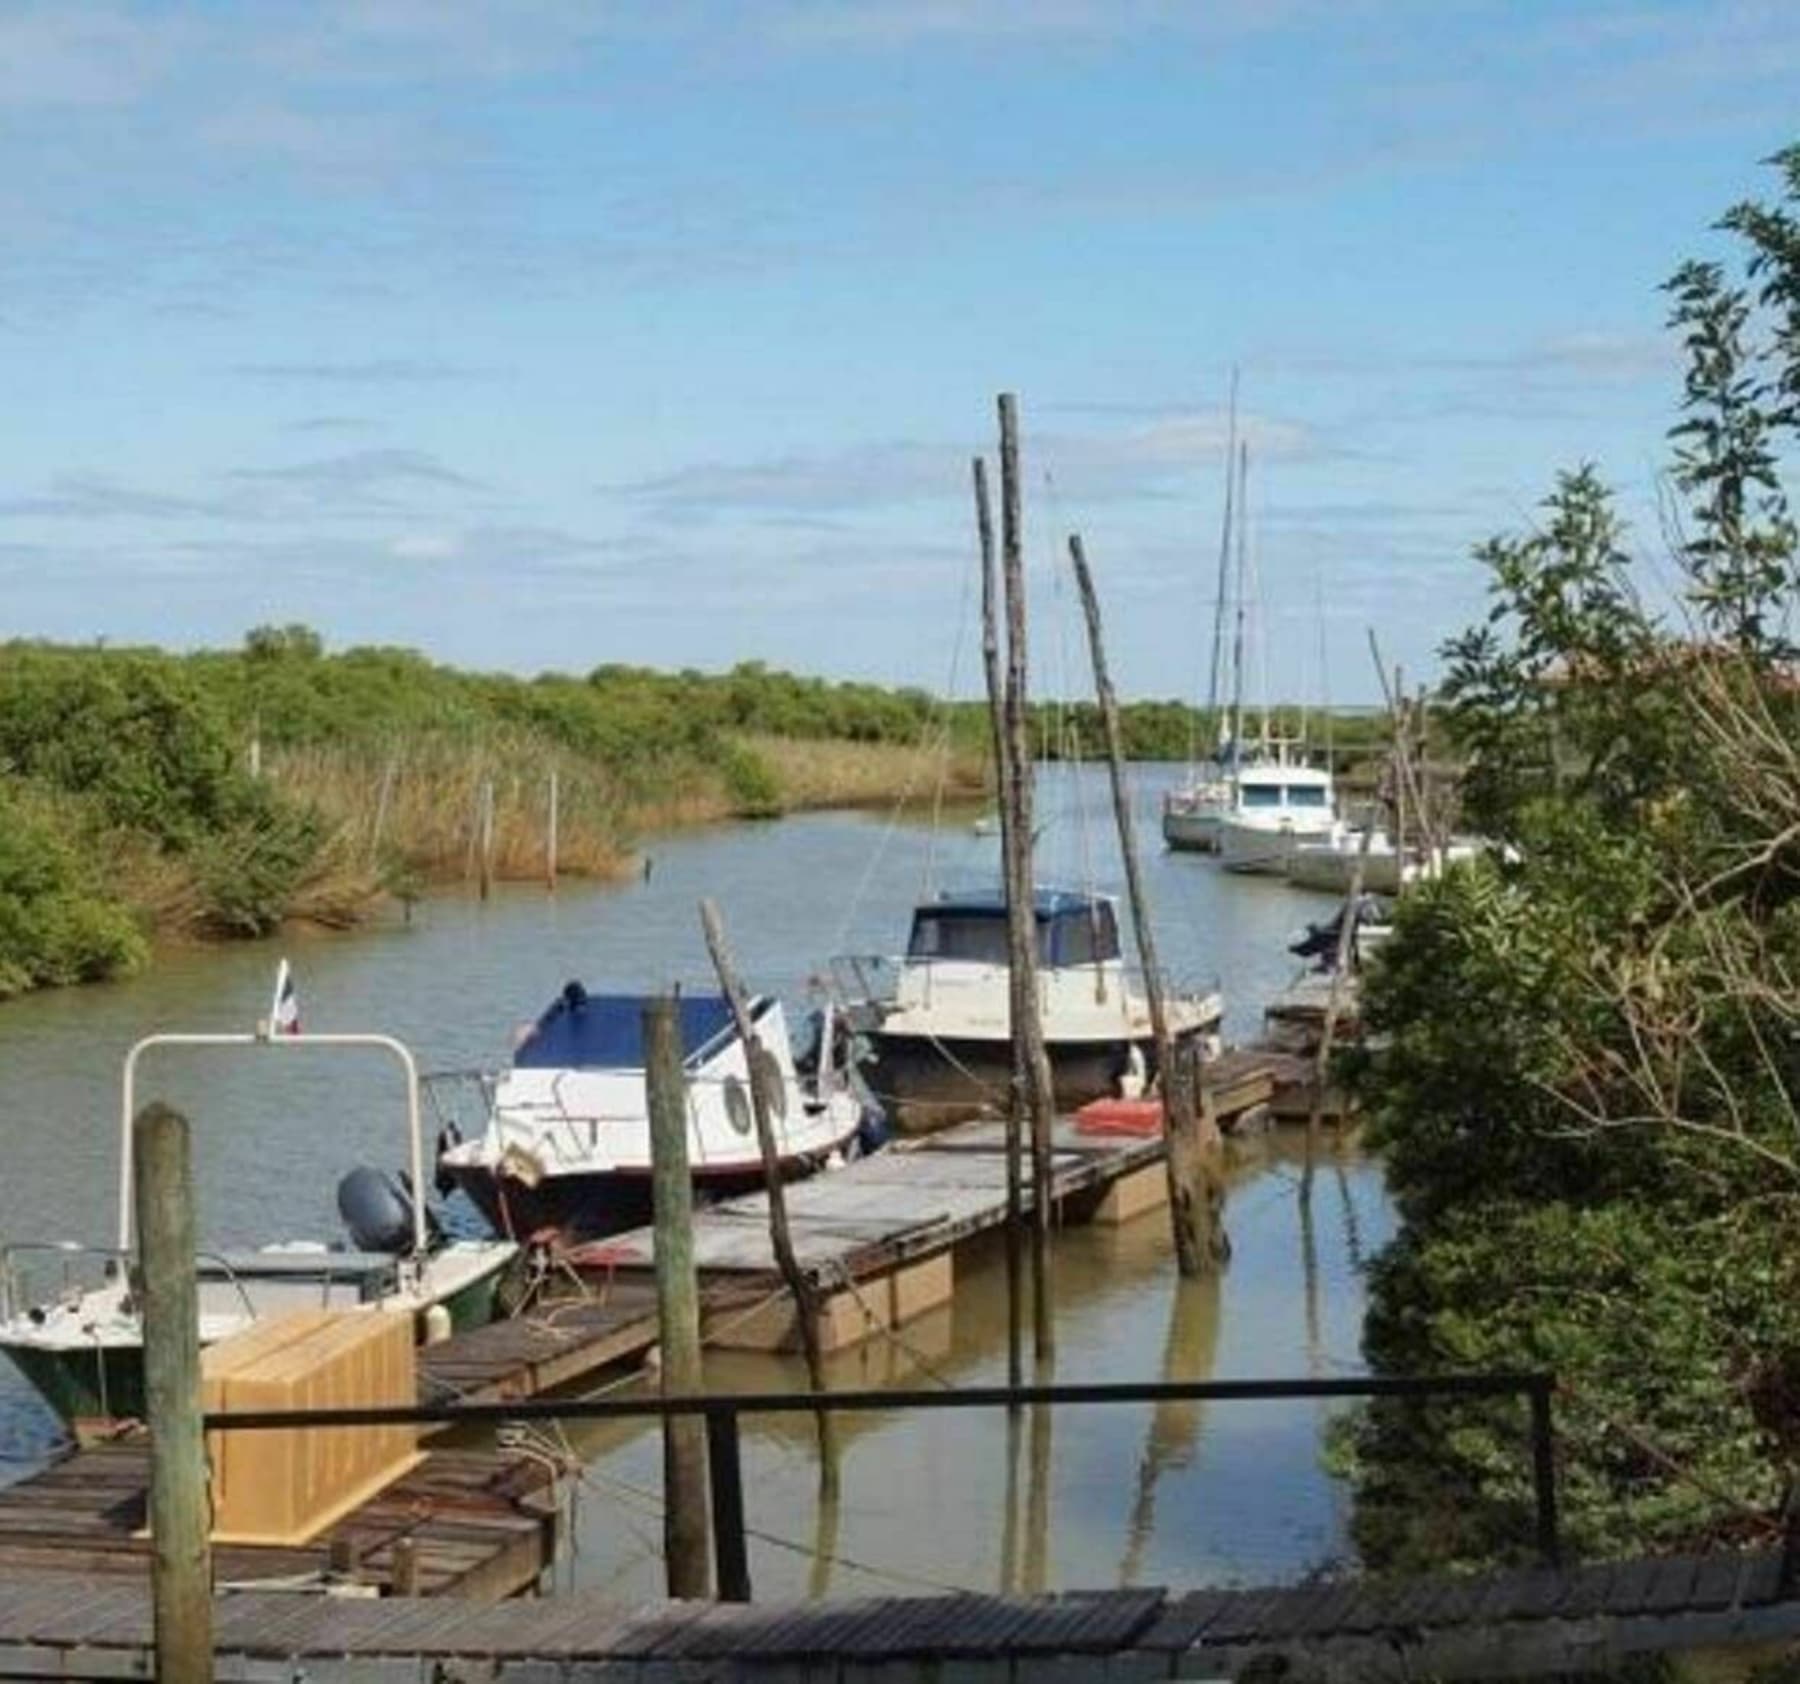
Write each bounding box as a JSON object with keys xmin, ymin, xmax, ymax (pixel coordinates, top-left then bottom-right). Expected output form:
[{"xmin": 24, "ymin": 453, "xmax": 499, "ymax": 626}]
[
  {"xmin": 435, "ymin": 983, "xmax": 868, "ymax": 1242},
  {"xmin": 1216, "ymin": 752, "xmax": 1342, "ymax": 876},
  {"xmin": 834, "ymin": 887, "xmax": 1224, "ymax": 1134},
  {"xmin": 1162, "ymin": 772, "xmax": 1233, "ymax": 853},
  {"xmin": 0, "ymin": 1027, "xmax": 517, "ymax": 1438}
]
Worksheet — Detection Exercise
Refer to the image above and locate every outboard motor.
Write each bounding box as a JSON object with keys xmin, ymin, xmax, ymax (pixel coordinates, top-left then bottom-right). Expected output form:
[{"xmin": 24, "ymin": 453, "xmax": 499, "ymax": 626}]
[{"xmin": 338, "ymin": 1166, "xmax": 424, "ymax": 1256}]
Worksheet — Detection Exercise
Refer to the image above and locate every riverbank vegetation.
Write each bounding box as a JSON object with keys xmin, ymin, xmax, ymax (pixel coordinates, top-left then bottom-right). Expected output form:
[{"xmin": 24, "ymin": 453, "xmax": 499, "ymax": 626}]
[
  {"xmin": 1341, "ymin": 145, "xmax": 1800, "ymax": 1570},
  {"xmin": 0, "ymin": 631, "xmax": 1388, "ymax": 1001}
]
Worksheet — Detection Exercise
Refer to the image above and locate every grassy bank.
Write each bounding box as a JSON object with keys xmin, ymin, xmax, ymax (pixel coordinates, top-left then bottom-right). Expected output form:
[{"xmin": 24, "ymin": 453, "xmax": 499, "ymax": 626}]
[{"xmin": 0, "ymin": 634, "xmax": 988, "ymax": 998}]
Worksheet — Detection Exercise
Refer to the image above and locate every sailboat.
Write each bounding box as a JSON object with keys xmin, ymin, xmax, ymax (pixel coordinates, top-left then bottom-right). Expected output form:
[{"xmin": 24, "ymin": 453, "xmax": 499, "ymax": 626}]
[{"xmin": 1163, "ymin": 378, "xmax": 1258, "ymax": 852}]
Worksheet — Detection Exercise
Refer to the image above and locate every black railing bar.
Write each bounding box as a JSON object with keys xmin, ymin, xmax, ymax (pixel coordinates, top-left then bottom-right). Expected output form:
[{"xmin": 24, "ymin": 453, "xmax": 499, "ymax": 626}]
[{"xmin": 203, "ymin": 1372, "xmax": 1554, "ymax": 1432}]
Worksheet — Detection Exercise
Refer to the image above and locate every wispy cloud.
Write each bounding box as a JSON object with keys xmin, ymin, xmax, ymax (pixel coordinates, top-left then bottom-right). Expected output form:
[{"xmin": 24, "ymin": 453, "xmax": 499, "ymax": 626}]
[
  {"xmin": 614, "ymin": 410, "xmax": 1324, "ymax": 520},
  {"xmin": 0, "ymin": 474, "xmax": 229, "ymax": 522},
  {"xmin": 231, "ymin": 358, "xmax": 482, "ymax": 385}
]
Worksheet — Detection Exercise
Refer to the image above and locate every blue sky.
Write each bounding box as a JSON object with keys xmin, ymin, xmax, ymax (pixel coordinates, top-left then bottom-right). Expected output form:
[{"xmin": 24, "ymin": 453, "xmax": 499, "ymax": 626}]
[{"xmin": 1, "ymin": 1, "xmax": 1795, "ymax": 701}]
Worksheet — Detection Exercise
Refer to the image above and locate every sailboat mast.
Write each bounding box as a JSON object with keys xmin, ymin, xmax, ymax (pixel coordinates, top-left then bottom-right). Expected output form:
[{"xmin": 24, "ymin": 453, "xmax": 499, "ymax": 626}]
[
  {"xmin": 1203, "ymin": 370, "xmax": 1239, "ymax": 760},
  {"xmin": 1229, "ymin": 440, "xmax": 1249, "ymax": 757}
]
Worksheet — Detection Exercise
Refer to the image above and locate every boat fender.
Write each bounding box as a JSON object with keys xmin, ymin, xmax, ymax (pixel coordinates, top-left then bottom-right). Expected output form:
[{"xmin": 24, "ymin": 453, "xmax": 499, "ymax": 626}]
[{"xmin": 423, "ymin": 1303, "xmax": 453, "ymax": 1345}]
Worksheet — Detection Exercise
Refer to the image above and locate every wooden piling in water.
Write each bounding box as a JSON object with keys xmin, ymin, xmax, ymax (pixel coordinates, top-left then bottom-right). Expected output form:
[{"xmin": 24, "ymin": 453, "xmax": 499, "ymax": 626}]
[
  {"xmin": 973, "ymin": 453, "xmax": 1025, "ymax": 1395},
  {"xmin": 133, "ymin": 1103, "xmax": 213, "ymax": 1683},
  {"xmin": 996, "ymin": 392, "xmax": 1057, "ymax": 1364},
  {"xmin": 1067, "ymin": 533, "xmax": 1227, "ymax": 1275},
  {"xmin": 699, "ymin": 898, "xmax": 839, "ymax": 1494},
  {"xmin": 643, "ymin": 995, "xmax": 712, "ymax": 1599}
]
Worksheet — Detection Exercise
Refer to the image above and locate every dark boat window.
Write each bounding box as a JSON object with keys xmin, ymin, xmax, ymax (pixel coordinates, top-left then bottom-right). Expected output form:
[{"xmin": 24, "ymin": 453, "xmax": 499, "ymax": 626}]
[
  {"xmin": 1050, "ymin": 901, "xmax": 1120, "ymax": 965},
  {"xmin": 908, "ymin": 901, "xmax": 1119, "ymax": 967},
  {"xmin": 908, "ymin": 911, "xmax": 1014, "ymax": 964},
  {"xmin": 1285, "ymin": 785, "xmax": 1329, "ymax": 808}
]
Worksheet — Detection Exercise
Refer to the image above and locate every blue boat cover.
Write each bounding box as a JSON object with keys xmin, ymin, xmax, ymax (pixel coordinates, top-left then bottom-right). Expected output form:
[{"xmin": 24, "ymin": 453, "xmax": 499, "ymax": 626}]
[{"xmin": 513, "ymin": 984, "xmax": 737, "ymax": 1071}]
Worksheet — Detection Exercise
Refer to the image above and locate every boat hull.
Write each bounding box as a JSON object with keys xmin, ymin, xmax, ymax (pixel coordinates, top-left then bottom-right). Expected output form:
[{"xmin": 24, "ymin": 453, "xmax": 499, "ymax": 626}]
[
  {"xmin": 1218, "ymin": 818, "xmax": 1339, "ymax": 876},
  {"xmin": 1161, "ymin": 806, "xmax": 1223, "ymax": 852},
  {"xmin": 2, "ymin": 1265, "xmax": 510, "ymax": 1440},
  {"xmin": 862, "ymin": 1029, "xmax": 1204, "ymax": 1135}
]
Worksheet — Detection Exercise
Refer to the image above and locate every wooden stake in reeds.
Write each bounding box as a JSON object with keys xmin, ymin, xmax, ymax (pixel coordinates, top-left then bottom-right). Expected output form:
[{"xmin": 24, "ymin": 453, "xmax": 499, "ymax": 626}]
[
  {"xmin": 1067, "ymin": 533, "xmax": 1227, "ymax": 1275},
  {"xmin": 369, "ymin": 752, "xmax": 398, "ymax": 862},
  {"xmin": 643, "ymin": 994, "xmax": 711, "ymax": 1598},
  {"xmin": 973, "ymin": 453, "xmax": 1025, "ymax": 1394},
  {"xmin": 997, "ymin": 391, "xmax": 1057, "ymax": 1363},
  {"xmin": 478, "ymin": 777, "xmax": 496, "ymax": 900},
  {"xmin": 699, "ymin": 898, "xmax": 839, "ymax": 1494},
  {"xmin": 134, "ymin": 1103, "xmax": 213, "ymax": 1683},
  {"xmin": 545, "ymin": 766, "xmax": 560, "ymax": 891}
]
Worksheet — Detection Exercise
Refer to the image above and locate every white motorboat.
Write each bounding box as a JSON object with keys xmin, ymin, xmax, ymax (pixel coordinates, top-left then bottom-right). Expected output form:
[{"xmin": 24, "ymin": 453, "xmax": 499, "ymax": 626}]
[
  {"xmin": 0, "ymin": 1025, "xmax": 517, "ymax": 1438},
  {"xmin": 1287, "ymin": 830, "xmax": 1483, "ymax": 895},
  {"xmin": 1216, "ymin": 751, "xmax": 1342, "ymax": 875},
  {"xmin": 435, "ymin": 983, "xmax": 869, "ymax": 1241},
  {"xmin": 834, "ymin": 886, "xmax": 1225, "ymax": 1134}
]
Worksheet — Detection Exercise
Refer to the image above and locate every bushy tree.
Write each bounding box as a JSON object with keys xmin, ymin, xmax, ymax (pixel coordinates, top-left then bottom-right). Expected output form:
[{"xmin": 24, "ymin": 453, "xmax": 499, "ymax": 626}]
[{"xmin": 1345, "ymin": 146, "xmax": 1800, "ymax": 1570}]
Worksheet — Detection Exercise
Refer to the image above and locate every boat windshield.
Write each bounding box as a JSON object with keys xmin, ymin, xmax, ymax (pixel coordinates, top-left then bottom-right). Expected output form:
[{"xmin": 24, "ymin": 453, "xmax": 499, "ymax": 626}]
[
  {"xmin": 1286, "ymin": 785, "xmax": 1329, "ymax": 807},
  {"xmin": 907, "ymin": 902, "xmax": 1120, "ymax": 966},
  {"xmin": 1240, "ymin": 783, "xmax": 1283, "ymax": 808}
]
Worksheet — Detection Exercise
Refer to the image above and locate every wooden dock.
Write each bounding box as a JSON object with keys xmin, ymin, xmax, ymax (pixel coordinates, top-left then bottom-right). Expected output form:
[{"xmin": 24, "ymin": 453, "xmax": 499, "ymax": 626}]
[
  {"xmin": 0, "ymin": 1440, "xmax": 557, "ymax": 1600},
  {"xmin": 0, "ymin": 1549, "xmax": 1794, "ymax": 1680},
  {"xmin": 566, "ymin": 1110, "xmax": 1195, "ymax": 1354}
]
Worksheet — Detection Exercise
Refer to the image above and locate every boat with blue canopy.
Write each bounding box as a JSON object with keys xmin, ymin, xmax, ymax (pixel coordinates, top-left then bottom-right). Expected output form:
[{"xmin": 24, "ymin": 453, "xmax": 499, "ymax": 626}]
[{"xmin": 435, "ymin": 982, "xmax": 868, "ymax": 1241}]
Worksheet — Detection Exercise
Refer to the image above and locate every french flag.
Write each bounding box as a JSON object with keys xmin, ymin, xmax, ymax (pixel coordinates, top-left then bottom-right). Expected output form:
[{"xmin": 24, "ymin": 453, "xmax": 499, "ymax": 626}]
[{"xmin": 270, "ymin": 959, "xmax": 301, "ymax": 1036}]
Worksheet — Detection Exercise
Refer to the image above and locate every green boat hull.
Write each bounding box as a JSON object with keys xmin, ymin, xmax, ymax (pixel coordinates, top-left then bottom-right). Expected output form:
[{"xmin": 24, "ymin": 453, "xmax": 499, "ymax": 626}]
[{"xmin": 5, "ymin": 1267, "xmax": 509, "ymax": 1438}]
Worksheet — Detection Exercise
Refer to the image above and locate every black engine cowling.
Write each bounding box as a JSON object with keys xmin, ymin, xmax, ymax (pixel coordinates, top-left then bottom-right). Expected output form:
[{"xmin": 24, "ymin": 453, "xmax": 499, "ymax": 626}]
[{"xmin": 338, "ymin": 1165, "xmax": 423, "ymax": 1255}]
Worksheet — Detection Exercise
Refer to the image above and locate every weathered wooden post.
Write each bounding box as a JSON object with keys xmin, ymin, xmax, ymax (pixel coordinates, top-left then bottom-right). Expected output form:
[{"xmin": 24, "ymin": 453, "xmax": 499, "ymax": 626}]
[
  {"xmin": 545, "ymin": 766, "xmax": 560, "ymax": 891},
  {"xmin": 478, "ymin": 776, "xmax": 496, "ymax": 900},
  {"xmin": 134, "ymin": 1102, "xmax": 213, "ymax": 1683},
  {"xmin": 370, "ymin": 751, "xmax": 398, "ymax": 861},
  {"xmin": 643, "ymin": 995, "xmax": 712, "ymax": 1599},
  {"xmin": 1303, "ymin": 810, "xmax": 1376, "ymax": 1201},
  {"xmin": 997, "ymin": 391, "xmax": 1058, "ymax": 1362},
  {"xmin": 699, "ymin": 898, "xmax": 839, "ymax": 1494},
  {"xmin": 1067, "ymin": 533, "xmax": 1227, "ymax": 1274},
  {"xmin": 973, "ymin": 453, "xmax": 1025, "ymax": 1395}
]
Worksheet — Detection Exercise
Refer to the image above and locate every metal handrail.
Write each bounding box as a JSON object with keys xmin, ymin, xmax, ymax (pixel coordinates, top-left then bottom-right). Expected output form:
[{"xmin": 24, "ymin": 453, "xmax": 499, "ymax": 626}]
[{"xmin": 203, "ymin": 1369, "xmax": 1561, "ymax": 1599}]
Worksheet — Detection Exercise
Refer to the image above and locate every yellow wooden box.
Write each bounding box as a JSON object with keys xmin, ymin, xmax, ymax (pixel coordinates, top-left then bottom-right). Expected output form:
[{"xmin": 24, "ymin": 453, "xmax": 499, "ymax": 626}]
[{"xmin": 202, "ymin": 1309, "xmax": 422, "ymax": 1545}]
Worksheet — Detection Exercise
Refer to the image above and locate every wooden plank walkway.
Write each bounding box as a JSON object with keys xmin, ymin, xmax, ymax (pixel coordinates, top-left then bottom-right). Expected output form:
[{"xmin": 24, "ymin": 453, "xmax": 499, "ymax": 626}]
[
  {"xmin": 0, "ymin": 1551, "xmax": 1792, "ymax": 1679},
  {"xmin": 567, "ymin": 1113, "xmax": 1171, "ymax": 1290},
  {"xmin": 0, "ymin": 1441, "xmax": 557, "ymax": 1601},
  {"xmin": 417, "ymin": 1285, "xmax": 664, "ymax": 1405}
]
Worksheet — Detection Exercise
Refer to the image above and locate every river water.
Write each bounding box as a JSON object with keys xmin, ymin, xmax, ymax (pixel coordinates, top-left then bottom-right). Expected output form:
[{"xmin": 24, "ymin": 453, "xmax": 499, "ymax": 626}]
[{"xmin": 0, "ymin": 764, "xmax": 1392, "ymax": 1592}]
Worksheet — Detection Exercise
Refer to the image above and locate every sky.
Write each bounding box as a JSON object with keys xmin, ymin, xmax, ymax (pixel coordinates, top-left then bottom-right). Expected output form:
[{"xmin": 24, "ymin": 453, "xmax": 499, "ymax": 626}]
[{"xmin": 1, "ymin": 1, "xmax": 1796, "ymax": 702}]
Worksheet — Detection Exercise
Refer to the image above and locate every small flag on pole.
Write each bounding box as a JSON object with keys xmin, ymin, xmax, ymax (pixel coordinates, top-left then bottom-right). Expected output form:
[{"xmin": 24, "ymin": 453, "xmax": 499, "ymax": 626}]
[{"xmin": 270, "ymin": 959, "xmax": 301, "ymax": 1036}]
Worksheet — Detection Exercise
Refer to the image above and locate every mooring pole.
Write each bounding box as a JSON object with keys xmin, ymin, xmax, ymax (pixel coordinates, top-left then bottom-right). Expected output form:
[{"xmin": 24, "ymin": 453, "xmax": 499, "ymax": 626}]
[
  {"xmin": 699, "ymin": 898, "xmax": 839, "ymax": 1494},
  {"xmin": 644, "ymin": 995, "xmax": 712, "ymax": 1598},
  {"xmin": 1068, "ymin": 533, "xmax": 1227, "ymax": 1275},
  {"xmin": 134, "ymin": 1102, "xmax": 214, "ymax": 1684},
  {"xmin": 545, "ymin": 766, "xmax": 559, "ymax": 892},
  {"xmin": 478, "ymin": 776, "xmax": 496, "ymax": 901},
  {"xmin": 997, "ymin": 392, "xmax": 1057, "ymax": 1363},
  {"xmin": 974, "ymin": 453, "xmax": 1025, "ymax": 1395}
]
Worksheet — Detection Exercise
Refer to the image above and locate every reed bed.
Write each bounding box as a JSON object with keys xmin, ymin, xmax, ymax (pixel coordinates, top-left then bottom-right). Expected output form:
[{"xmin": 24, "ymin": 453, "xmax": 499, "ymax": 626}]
[{"xmin": 259, "ymin": 729, "xmax": 984, "ymax": 916}]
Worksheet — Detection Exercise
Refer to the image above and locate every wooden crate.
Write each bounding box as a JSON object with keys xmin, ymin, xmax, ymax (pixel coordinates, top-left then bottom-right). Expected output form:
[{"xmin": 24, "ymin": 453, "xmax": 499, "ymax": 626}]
[{"xmin": 203, "ymin": 1310, "xmax": 422, "ymax": 1546}]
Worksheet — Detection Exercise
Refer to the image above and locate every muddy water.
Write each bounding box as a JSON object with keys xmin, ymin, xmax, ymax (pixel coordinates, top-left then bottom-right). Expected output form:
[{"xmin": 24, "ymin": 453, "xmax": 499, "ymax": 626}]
[{"xmin": 0, "ymin": 764, "xmax": 1389, "ymax": 1587}]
